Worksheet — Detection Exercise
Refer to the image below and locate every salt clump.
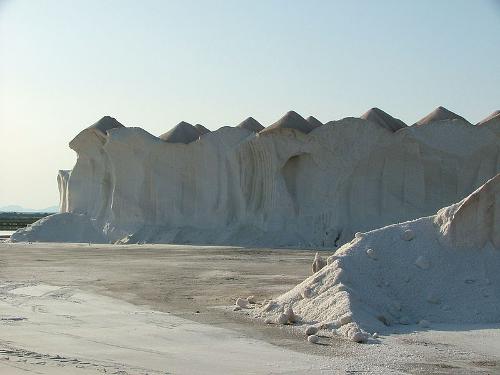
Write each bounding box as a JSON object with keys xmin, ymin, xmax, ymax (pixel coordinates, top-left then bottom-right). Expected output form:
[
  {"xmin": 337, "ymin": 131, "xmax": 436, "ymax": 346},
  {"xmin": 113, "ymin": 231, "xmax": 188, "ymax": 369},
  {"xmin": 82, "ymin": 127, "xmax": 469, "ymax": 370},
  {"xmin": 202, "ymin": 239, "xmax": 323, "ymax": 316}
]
[
  {"xmin": 401, "ymin": 229, "xmax": 415, "ymax": 241},
  {"xmin": 307, "ymin": 335, "xmax": 319, "ymax": 344},
  {"xmin": 415, "ymin": 256, "xmax": 430, "ymax": 270},
  {"xmin": 312, "ymin": 252, "xmax": 326, "ymax": 273}
]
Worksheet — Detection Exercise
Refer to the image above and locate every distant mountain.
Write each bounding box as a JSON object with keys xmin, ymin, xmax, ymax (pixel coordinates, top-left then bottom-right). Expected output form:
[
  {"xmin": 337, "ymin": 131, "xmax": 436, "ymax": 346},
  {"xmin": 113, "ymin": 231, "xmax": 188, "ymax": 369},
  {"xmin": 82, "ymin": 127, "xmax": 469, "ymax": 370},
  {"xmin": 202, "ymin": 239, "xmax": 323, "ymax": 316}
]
[{"xmin": 0, "ymin": 205, "xmax": 59, "ymax": 213}]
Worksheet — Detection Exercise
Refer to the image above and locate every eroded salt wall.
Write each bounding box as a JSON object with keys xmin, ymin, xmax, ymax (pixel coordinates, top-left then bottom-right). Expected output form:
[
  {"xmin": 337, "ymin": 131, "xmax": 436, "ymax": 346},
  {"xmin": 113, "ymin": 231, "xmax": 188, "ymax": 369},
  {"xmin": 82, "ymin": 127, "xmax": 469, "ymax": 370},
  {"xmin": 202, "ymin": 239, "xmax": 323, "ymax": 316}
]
[{"xmin": 46, "ymin": 112, "xmax": 500, "ymax": 247}]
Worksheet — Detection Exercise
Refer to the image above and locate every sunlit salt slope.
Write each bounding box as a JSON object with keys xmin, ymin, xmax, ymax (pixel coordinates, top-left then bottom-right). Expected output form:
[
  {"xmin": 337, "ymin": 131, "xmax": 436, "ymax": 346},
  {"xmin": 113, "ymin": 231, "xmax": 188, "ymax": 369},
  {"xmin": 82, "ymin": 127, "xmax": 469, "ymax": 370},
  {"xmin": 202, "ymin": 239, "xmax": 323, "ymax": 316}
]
[
  {"xmin": 11, "ymin": 108, "xmax": 500, "ymax": 246},
  {"xmin": 256, "ymin": 173, "xmax": 500, "ymax": 342}
]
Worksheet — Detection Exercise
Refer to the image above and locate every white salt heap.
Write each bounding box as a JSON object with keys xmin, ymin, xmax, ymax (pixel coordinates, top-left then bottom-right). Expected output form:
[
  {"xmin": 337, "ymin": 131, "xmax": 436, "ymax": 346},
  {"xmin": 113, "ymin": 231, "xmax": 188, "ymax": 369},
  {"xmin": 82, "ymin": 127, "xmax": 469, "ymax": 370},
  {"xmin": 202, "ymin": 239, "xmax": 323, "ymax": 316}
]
[
  {"xmin": 255, "ymin": 174, "xmax": 500, "ymax": 342},
  {"xmin": 10, "ymin": 108, "xmax": 500, "ymax": 246}
]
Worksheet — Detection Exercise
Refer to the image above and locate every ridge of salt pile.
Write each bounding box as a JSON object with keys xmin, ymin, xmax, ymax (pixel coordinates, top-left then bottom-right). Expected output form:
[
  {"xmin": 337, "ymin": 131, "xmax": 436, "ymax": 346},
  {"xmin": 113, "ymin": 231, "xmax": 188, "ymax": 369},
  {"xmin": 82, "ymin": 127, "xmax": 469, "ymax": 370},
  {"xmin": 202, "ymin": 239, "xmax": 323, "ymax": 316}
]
[{"xmin": 253, "ymin": 174, "xmax": 500, "ymax": 343}]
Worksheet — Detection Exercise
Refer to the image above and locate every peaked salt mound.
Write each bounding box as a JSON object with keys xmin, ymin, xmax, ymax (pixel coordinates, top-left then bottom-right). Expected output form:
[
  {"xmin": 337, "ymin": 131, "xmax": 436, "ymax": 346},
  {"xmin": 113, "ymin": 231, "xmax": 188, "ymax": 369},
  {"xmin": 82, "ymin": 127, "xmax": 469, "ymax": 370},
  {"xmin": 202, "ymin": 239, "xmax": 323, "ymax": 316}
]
[
  {"xmin": 237, "ymin": 117, "xmax": 264, "ymax": 133},
  {"xmin": 256, "ymin": 175, "xmax": 500, "ymax": 342},
  {"xmin": 414, "ymin": 106, "xmax": 469, "ymax": 126},
  {"xmin": 306, "ymin": 116, "xmax": 323, "ymax": 130},
  {"xmin": 477, "ymin": 110, "xmax": 500, "ymax": 126},
  {"xmin": 261, "ymin": 111, "xmax": 312, "ymax": 134},
  {"xmin": 88, "ymin": 116, "xmax": 125, "ymax": 135},
  {"xmin": 194, "ymin": 124, "xmax": 211, "ymax": 135},
  {"xmin": 361, "ymin": 108, "xmax": 406, "ymax": 132},
  {"xmin": 159, "ymin": 121, "xmax": 200, "ymax": 144}
]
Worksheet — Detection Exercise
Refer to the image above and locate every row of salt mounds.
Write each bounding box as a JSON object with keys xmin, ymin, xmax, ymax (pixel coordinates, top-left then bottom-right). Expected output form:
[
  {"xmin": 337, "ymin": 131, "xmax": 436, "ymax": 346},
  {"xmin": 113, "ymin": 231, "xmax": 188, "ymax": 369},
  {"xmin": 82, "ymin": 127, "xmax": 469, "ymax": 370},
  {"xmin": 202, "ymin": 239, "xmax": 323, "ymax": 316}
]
[{"xmin": 257, "ymin": 174, "xmax": 500, "ymax": 342}]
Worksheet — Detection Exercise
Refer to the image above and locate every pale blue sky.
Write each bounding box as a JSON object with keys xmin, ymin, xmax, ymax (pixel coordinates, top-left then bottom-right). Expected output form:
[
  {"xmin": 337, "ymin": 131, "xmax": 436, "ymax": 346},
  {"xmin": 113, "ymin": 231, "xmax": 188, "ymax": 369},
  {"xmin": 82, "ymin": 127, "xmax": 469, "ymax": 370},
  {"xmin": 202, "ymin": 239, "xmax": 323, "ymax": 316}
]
[{"xmin": 1, "ymin": 0, "xmax": 499, "ymax": 208}]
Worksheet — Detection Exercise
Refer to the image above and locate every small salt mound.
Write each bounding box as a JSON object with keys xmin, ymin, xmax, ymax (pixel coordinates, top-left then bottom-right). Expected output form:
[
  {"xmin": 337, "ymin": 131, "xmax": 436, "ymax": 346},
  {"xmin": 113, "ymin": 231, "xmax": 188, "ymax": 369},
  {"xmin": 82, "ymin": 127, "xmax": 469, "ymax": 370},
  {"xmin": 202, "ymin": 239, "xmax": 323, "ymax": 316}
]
[
  {"xmin": 306, "ymin": 116, "xmax": 323, "ymax": 130},
  {"xmin": 237, "ymin": 117, "xmax": 264, "ymax": 132},
  {"xmin": 194, "ymin": 124, "xmax": 211, "ymax": 135},
  {"xmin": 10, "ymin": 213, "xmax": 107, "ymax": 243},
  {"xmin": 258, "ymin": 174, "xmax": 500, "ymax": 342},
  {"xmin": 360, "ymin": 108, "xmax": 406, "ymax": 132},
  {"xmin": 260, "ymin": 111, "xmax": 313, "ymax": 134},
  {"xmin": 159, "ymin": 121, "xmax": 200, "ymax": 144},
  {"xmin": 414, "ymin": 106, "xmax": 470, "ymax": 126}
]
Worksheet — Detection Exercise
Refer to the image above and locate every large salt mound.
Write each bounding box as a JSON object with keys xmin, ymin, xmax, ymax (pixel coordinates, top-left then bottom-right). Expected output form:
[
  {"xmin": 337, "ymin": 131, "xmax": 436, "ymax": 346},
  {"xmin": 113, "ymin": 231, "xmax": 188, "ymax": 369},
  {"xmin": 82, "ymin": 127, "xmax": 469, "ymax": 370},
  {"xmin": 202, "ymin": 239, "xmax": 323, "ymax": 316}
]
[
  {"xmin": 260, "ymin": 111, "xmax": 313, "ymax": 134},
  {"xmin": 361, "ymin": 108, "xmax": 406, "ymax": 132},
  {"xmin": 414, "ymin": 106, "xmax": 469, "ymax": 126},
  {"xmin": 194, "ymin": 124, "xmax": 211, "ymax": 135},
  {"xmin": 159, "ymin": 121, "xmax": 200, "ymax": 144},
  {"xmin": 237, "ymin": 117, "xmax": 264, "ymax": 132},
  {"xmin": 257, "ymin": 174, "xmax": 500, "ymax": 342},
  {"xmin": 10, "ymin": 213, "xmax": 107, "ymax": 243}
]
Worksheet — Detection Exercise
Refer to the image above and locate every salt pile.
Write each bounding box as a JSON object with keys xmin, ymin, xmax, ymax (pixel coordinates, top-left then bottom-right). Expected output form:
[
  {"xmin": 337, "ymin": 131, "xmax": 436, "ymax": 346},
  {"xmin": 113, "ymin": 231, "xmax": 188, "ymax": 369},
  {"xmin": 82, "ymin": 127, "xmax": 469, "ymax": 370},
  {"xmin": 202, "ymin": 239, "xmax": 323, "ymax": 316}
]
[
  {"xmin": 306, "ymin": 116, "xmax": 323, "ymax": 130},
  {"xmin": 159, "ymin": 121, "xmax": 201, "ymax": 143},
  {"xmin": 253, "ymin": 174, "xmax": 500, "ymax": 342},
  {"xmin": 11, "ymin": 212, "xmax": 106, "ymax": 243},
  {"xmin": 11, "ymin": 108, "xmax": 500, "ymax": 246},
  {"xmin": 360, "ymin": 107, "xmax": 406, "ymax": 132},
  {"xmin": 194, "ymin": 124, "xmax": 211, "ymax": 135},
  {"xmin": 477, "ymin": 110, "xmax": 500, "ymax": 126},
  {"xmin": 414, "ymin": 106, "xmax": 469, "ymax": 126},
  {"xmin": 261, "ymin": 110, "xmax": 314, "ymax": 134},
  {"xmin": 236, "ymin": 117, "xmax": 264, "ymax": 132}
]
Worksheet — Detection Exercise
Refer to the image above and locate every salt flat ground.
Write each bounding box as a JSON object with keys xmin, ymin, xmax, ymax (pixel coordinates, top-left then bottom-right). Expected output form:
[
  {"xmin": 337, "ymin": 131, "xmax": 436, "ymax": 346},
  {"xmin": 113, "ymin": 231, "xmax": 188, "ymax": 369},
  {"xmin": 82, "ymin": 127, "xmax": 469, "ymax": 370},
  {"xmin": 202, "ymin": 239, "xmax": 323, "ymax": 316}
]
[{"xmin": 0, "ymin": 243, "xmax": 499, "ymax": 374}]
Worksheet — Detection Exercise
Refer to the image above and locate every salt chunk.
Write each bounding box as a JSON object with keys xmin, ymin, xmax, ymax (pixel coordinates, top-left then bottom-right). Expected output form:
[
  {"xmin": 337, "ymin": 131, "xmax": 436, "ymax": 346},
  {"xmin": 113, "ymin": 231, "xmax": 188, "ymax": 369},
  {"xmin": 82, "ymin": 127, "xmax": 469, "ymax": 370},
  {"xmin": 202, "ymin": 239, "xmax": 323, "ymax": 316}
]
[
  {"xmin": 418, "ymin": 319, "xmax": 430, "ymax": 328},
  {"xmin": 263, "ymin": 300, "xmax": 276, "ymax": 312},
  {"xmin": 235, "ymin": 298, "xmax": 248, "ymax": 308},
  {"xmin": 399, "ymin": 316, "xmax": 410, "ymax": 325},
  {"xmin": 312, "ymin": 252, "xmax": 326, "ymax": 273},
  {"xmin": 372, "ymin": 332, "xmax": 379, "ymax": 338},
  {"xmin": 351, "ymin": 331, "xmax": 368, "ymax": 343},
  {"xmin": 277, "ymin": 313, "xmax": 288, "ymax": 325},
  {"xmin": 307, "ymin": 334, "xmax": 319, "ymax": 344},
  {"xmin": 285, "ymin": 306, "xmax": 298, "ymax": 323},
  {"xmin": 305, "ymin": 326, "xmax": 318, "ymax": 336},
  {"xmin": 366, "ymin": 248, "xmax": 377, "ymax": 259},
  {"xmin": 339, "ymin": 313, "xmax": 353, "ymax": 326},
  {"xmin": 415, "ymin": 255, "xmax": 430, "ymax": 270},
  {"xmin": 426, "ymin": 293, "xmax": 440, "ymax": 304},
  {"xmin": 301, "ymin": 287, "xmax": 313, "ymax": 299},
  {"xmin": 247, "ymin": 295, "xmax": 256, "ymax": 304},
  {"xmin": 401, "ymin": 229, "xmax": 415, "ymax": 241}
]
